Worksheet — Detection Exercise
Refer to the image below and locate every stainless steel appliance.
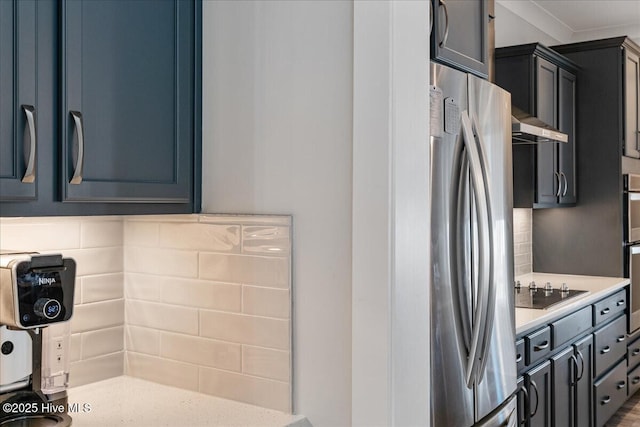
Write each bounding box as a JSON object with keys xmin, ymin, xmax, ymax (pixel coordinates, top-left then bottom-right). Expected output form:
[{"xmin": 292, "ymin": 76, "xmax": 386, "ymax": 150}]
[
  {"xmin": 430, "ymin": 62, "xmax": 517, "ymax": 426},
  {"xmin": 514, "ymin": 280, "xmax": 588, "ymax": 310},
  {"xmin": 625, "ymin": 174, "xmax": 640, "ymax": 331},
  {"xmin": 0, "ymin": 251, "xmax": 76, "ymax": 427}
]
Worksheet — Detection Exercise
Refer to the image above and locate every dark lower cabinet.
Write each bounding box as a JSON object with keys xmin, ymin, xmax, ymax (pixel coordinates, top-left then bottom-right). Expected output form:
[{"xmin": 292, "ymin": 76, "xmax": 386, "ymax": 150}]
[
  {"xmin": 594, "ymin": 360, "xmax": 627, "ymax": 427},
  {"xmin": 524, "ymin": 361, "xmax": 551, "ymax": 427},
  {"xmin": 551, "ymin": 335, "xmax": 593, "ymax": 427}
]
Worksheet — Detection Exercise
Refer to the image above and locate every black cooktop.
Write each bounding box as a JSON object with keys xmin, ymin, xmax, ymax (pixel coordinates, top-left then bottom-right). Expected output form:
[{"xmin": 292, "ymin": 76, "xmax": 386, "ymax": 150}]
[{"xmin": 514, "ymin": 288, "xmax": 588, "ymax": 310}]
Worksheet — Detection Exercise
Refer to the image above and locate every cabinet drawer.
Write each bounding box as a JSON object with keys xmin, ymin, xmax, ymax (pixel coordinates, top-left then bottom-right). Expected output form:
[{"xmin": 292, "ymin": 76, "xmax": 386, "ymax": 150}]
[
  {"xmin": 516, "ymin": 339, "xmax": 525, "ymax": 373},
  {"xmin": 551, "ymin": 306, "xmax": 592, "ymax": 349},
  {"xmin": 594, "ymin": 360, "xmax": 627, "ymax": 427},
  {"xmin": 628, "ymin": 364, "xmax": 640, "ymax": 397},
  {"xmin": 629, "ymin": 336, "xmax": 640, "ymax": 370},
  {"xmin": 594, "ymin": 290, "xmax": 626, "ymax": 326},
  {"xmin": 526, "ymin": 326, "xmax": 551, "ymax": 366},
  {"xmin": 594, "ymin": 315, "xmax": 627, "ymax": 378}
]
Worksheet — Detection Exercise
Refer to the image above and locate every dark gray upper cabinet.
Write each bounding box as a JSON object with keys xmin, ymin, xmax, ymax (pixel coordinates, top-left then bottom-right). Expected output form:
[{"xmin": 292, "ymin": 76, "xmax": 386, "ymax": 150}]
[
  {"xmin": 0, "ymin": 0, "xmax": 201, "ymax": 216},
  {"xmin": 624, "ymin": 47, "xmax": 640, "ymax": 159},
  {"xmin": 430, "ymin": 0, "xmax": 493, "ymax": 79},
  {"xmin": 495, "ymin": 43, "xmax": 578, "ymax": 208},
  {"xmin": 0, "ymin": 0, "xmax": 37, "ymax": 201}
]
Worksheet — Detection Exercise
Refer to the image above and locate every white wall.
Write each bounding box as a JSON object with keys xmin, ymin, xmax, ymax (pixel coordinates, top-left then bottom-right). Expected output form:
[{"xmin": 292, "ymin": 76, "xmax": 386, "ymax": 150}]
[
  {"xmin": 495, "ymin": 2, "xmax": 561, "ymax": 48},
  {"xmin": 202, "ymin": 1, "xmax": 354, "ymax": 425}
]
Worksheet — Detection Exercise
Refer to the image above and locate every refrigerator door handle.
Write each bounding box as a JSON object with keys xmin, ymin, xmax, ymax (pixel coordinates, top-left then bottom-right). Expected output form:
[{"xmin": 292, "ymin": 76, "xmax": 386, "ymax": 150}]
[
  {"xmin": 450, "ymin": 145, "xmax": 473, "ymax": 351},
  {"xmin": 459, "ymin": 111, "xmax": 493, "ymax": 387},
  {"xmin": 470, "ymin": 113, "xmax": 496, "ymax": 384}
]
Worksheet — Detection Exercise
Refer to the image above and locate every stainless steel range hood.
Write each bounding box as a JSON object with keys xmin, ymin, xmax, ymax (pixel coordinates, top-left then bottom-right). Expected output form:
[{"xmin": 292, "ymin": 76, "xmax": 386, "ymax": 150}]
[{"xmin": 511, "ymin": 106, "xmax": 568, "ymax": 144}]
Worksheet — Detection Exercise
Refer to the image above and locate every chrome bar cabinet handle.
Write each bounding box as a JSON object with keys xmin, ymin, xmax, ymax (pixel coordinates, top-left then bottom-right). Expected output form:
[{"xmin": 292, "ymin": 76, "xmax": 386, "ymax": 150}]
[
  {"xmin": 438, "ymin": 0, "xmax": 449, "ymax": 47},
  {"xmin": 70, "ymin": 111, "xmax": 84, "ymax": 184},
  {"xmin": 21, "ymin": 105, "xmax": 36, "ymax": 183}
]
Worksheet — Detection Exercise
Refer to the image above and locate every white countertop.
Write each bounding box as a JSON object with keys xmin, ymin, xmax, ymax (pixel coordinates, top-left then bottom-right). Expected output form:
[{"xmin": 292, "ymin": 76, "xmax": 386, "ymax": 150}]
[
  {"xmin": 514, "ymin": 272, "xmax": 630, "ymax": 335},
  {"xmin": 67, "ymin": 376, "xmax": 310, "ymax": 427}
]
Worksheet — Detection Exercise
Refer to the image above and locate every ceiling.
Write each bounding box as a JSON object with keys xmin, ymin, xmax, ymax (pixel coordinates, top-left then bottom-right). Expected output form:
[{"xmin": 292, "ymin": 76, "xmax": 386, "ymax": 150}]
[{"xmin": 497, "ymin": 0, "xmax": 640, "ymax": 46}]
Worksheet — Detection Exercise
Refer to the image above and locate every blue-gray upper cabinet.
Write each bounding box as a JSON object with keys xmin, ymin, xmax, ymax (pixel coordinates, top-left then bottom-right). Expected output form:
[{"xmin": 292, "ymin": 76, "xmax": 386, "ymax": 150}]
[
  {"xmin": 61, "ymin": 0, "xmax": 197, "ymax": 205},
  {"xmin": 0, "ymin": 0, "xmax": 37, "ymax": 201},
  {"xmin": 0, "ymin": 0, "xmax": 201, "ymax": 216}
]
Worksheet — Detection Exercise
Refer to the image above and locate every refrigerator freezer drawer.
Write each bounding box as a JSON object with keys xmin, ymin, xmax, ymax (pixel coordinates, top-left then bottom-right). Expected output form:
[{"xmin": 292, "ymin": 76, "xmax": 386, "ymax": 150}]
[{"xmin": 475, "ymin": 394, "xmax": 517, "ymax": 427}]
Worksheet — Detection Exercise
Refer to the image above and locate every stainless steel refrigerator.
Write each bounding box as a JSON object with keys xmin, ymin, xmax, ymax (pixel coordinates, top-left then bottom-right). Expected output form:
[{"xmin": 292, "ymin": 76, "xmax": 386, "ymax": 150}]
[{"xmin": 430, "ymin": 62, "xmax": 517, "ymax": 427}]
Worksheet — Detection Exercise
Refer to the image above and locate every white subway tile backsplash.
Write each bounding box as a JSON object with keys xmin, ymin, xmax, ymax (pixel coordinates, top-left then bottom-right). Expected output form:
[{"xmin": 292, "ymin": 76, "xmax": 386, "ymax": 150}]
[
  {"xmin": 0, "ymin": 214, "xmax": 292, "ymax": 413},
  {"xmin": 81, "ymin": 220, "xmax": 123, "ymax": 248},
  {"xmin": 161, "ymin": 278, "xmax": 241, "ymax": 312},
  {"xmin": 82, "ymin": 273, "xmax": 124, "ymax": 303},
  {"xmin": 242, "ymin": 346, "xmax": 291, "ymax": 382},
  {"xmin": 125, "ymin": 273, "xmax": 162, "ymax": 302},
  {"xmin": 513, "ymin": 208, "xmax": 532, "ymax": 275},
  {"xmin": 242, "ymin": 226, "xmax": 290, "ymax": 255},
  {"xmin": 125, "ymin": 326, "xmax": 160, "ymax": 356},
  {"xmin": 62, "ymin": 247, "xmax": 123, "ymax": 276},
  {"xmin": 81, "ymin": 327, "xmax": 124, "ymax": 359},
  {"xmin": 69, "ymin": 352, "xmax": 124, "ymax": 387},
  {"xmin": 200, "ymin": 311, "xmax": 290, "ymax": 350},
  {"xmin": 71, "ymin": 300, "xmax": 124, "ymax": 334},
  {"xmin": 125, "ymin": 246, "xmax": 198, "ymax": 278},
  {"xmin": 126, "ymin": 300, "xmax": 199, "ymax": 335},
  {"xmin": 126, "ymin": 352, "xmax": 199, "ymax": 391},
  {"xmin": 199, "ymin": 253, "xmax": 289, "ymax": 288},
  {"xmin": 159, "ymin": 223, "xmax": 241, "ymax": 252},
  {"xmin": 123, "ymin": 221, "xmax": 160, "ymax": 247},
  {"xmin": 0, "ymin": 221, "xmax": 81, "ymax": 250},
  {"xmin": 160, "ymin": 332, "xmax": 242, "ymax": 372},
  {"xmin": 242, "ymin": 286, "xmax": 290, "ymax": 319},
  {"xmin": 199, "ymin": 367, "xmax": 291, "ymax": 413}
]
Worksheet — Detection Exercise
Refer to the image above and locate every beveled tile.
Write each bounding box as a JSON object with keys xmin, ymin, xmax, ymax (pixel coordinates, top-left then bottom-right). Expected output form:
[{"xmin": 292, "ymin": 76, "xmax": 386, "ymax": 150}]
[
  {"xmin": 242, "ymin": 226, "xmax": 290, "ymax": 256},
  {"xmin": 160, "ymin": 332, "xmax": 241, "ymax": 372},
  {"xmin": 200, "ymin": 310, "xmax": 289, "ymax": 350},
  {"xmin": 125, "ymin": 326, "xmax": 160, "ymax": 355},
  {"xmin": 0, "ymin": 221, "xmax": 81, "ymax": 251},
  {"xmin": 199, "ymin": 367, "xmax": 291, "ymax": 412},
  {"xmin": 126, "ymin": 352, "xmax": 198, "ymax": 391},
  {"xmin": 81, "ymin": 327, "xmax": 124, "ymax": 359},
  {"xmin": 125, "ymin": 273, "xmax": 162, "ymax": 302},
  {"xmin": 125, "ymin": 247, "xmax": 198, "ymax": 278},
  {"xmin": 60, "ymin": 247, "xmax": 123, "ymax": 276},
  {"xmin": 126, "ymin": 300, "xmax": 198, "ymax": 335},
  {"xmin": 81, "ymin": 220, "xmax": 123, "ymax": 248},
  {"xmin": 161, "ymin": 278, "xmax": 241, "ymax": 312},
  {"xmin": 82, "ymin": 273, "xmax": 124, "ymax": 303},
  {"xmin": 242, "ymin": 345, "xmax": 290, "ymax": 382},
  {"xmin": 159, "ymin": 223, "xmax": 240, "ymax": 252},
  {"xmin": 69, "ymin": 352, "xmax": 124, "ymax": 387},
  {"xmin": 70, "ymin": 300, "xmax": 124, "ymax": 333},
  {"xmin": 242, "ymin": 286, "xmax": 290, "ymax": 319},
  {"xmin": 123, "ymin": 221, "xmax": 160, "ymax": 247},
  {"xmin": 199, "ymin": 253, "xmax": 289, "ymax": 288}
]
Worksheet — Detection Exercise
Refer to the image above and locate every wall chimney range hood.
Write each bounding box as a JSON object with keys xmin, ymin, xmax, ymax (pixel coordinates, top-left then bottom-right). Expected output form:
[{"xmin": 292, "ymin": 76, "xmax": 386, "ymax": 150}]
[{"xmin": 511, "ymin": 106, "xmax": 568, "ymax": 144}]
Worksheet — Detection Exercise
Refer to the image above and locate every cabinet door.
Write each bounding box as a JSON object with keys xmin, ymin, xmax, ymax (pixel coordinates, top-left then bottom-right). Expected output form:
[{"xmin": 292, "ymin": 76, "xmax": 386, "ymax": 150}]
[
  {"xmin": 431, "ymin": 0, "xmax": 490, "ymax": 78},
  {"xmin": 551, "ymin": 347, "xmax": 574, "ymax": 427},
  {"xmin": 527, "ymin": 361, "xmax": 551, "ymax": 427},
  {"xmin": 558, "ymin": 69, "xmax": 576, "ymax": 205},
  {"xmin": 574, "ymin": 335, "xmax": 593, "ymax": 427},
  {"xmin": 516, "ymin": 377, "xmax": 527, "ymax": 426},
  {"xmin": 535, "ymin": 57, "xmax": 559, "ymax": 206},
  {"xmin": 0, "ymin": 0, "xmax": 37, "ymax": 201},
  {"xmin": 61, "ymin": 0, "xmax": 194, "ymax": 203},
  {"xmin": 625, "ymin": 47, "xmax": 640, "ymax": 158}
]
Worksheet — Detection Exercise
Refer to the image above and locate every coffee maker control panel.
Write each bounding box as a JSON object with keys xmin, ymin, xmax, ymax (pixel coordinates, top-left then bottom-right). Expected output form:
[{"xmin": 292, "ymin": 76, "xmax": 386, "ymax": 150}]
[{"xmin": 1, "ymin": 254, "xmax": 76, "ymax": 328}]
